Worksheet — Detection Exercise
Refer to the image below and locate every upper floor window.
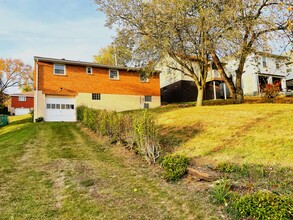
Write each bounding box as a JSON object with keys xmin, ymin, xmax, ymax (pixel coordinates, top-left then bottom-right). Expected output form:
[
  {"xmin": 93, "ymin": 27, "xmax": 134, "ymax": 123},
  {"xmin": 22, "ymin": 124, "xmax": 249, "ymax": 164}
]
[
  {"xmin": 18, "ymin": 96, "xmax": 26, "ymax": 102},
  {"xmin": 109, "ymin": 70, "xmax": 119, "ymax": 80},
  {"xmin": 54, "ymin": 64, "xmax": 66, "ymax": 75},
  {"xmin": 262, "ymin": 57, "xmax": 267, "ymax": 68},
  {"xmin": 86, "ymin": 67, "xmax": 92, "ymax": 74},
  {"xmin": 140, "ymin": 74, "xmax": 149, "ymax": 82},
  {"xmin": 276, "ymin": 62, "xmax": 280, "ymax": 69}
]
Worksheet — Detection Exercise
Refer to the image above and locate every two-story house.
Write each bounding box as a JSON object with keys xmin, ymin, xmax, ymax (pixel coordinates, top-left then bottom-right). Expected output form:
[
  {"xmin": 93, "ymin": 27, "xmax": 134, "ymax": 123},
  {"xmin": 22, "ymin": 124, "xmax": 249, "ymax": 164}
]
[
  {"xmin": 10, "ymin": 92, "xmax": 34, "ymax": 115},
  {"xmin": 159, "ymin": 57, "xmax": 229, "ymax": 103},
  {"xmin": 159, "ymin": 52, "xmax": 289, "ymax": 103},
  {"xmin": 34, "ymin": 56, "xmax": 160, "ymax": 122},
  {"xmin": 225, "ymin": 52, "xmax": 288, "ymax": 96}
]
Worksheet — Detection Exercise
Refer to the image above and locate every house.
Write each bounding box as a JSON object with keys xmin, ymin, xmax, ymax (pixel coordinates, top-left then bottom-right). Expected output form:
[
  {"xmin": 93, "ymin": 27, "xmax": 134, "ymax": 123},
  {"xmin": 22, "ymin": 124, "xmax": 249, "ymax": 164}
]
[
  {"xmin": 225, "ymin": 52, "xmax": 289, "ymax": 96},
  {"xmin": 285, "ymin": 51, "xmax": 293, "ymax": 92},
  {"xmin": 159, "ymin": 57, "xmax": 229, "ymax": 103},
  {"xmin": 10, "ymin": 92, "xmax": 34, "ymax": 115},
  {"xmin": 159, "ymin": 52, "xmax": 289, "ymax": 103},
  {"xmin": 34, "ymin": 56, "xmax": 161, "ymax": 122}
]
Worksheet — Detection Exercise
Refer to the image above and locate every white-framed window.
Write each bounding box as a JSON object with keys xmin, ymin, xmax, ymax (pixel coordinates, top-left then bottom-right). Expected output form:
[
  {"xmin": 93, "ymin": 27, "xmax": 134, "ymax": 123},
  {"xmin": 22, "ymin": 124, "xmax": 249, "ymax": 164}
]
[
  {"xmin": 54, "ymin": 64, "xmax": 66, "ymax": 75},
  {"xmin": 109, "ymin": 70, "xmax": 119, "ymax": 80},
  {"xmin": 86, "ymin": 67, "xmax": 92, "ymax": 74},
  {"xmin": 276, "ymin": 62, "xmax": 280, "ymax": 69},
  {"xmin": 145, "ymin": 96, "xmax": 152, "ymax": 102},
  {"xmin": 92, "ymin": 93, "xmax": 101, "ymax": 100},
  {"xmin": 262, "ymin": 57, "xmax": 267, "ymax": 68},
  {"xmin": 18, "ymin": 96, "xmax": 26, "ymax": 102},
  {"xmin": 140, "ymin": 74, "xmax": 149, "ymax": 82}
]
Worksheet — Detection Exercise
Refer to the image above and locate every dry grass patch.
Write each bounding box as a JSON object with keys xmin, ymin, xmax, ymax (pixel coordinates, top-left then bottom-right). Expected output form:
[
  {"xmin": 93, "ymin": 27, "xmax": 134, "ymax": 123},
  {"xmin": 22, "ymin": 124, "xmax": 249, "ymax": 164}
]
[{"xmin": 157, "ymin": 104, "xmax": 293, "ymax": 167}]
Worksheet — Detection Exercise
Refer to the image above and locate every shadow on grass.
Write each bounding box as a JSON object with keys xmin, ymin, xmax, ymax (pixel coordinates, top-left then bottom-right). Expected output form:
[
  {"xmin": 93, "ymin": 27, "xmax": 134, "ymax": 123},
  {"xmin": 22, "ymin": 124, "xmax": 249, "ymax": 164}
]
[
  {"xmin": 159, "ymin": 124, "xmax": 203, "ymax": 153},
  {"xmin": 8, "ymin": 117, "xmax": 32, "ymax": 125}
]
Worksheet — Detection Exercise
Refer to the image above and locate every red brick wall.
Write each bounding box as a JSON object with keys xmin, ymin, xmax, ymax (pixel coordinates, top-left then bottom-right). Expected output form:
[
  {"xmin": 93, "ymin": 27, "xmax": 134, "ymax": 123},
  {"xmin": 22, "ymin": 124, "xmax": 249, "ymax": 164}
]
[
  {"xmin": 35, "ymin": 61, "xmax": 160, "ymax": 96},
  {"xmin": 11, "ymin": 96, "xmax": 34, "ymax": 108}
]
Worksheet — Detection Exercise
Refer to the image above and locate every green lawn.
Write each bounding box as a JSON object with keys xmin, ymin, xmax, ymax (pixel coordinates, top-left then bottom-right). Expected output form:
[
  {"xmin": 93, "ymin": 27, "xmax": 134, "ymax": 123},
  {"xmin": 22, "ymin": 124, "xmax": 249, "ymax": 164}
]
[
  {"xmin": 1, "ymin": 103, "xmax": 292, "ymax": 219},
  {"xmin": 157, "ymin": 104, "xmax": 293, "ymax": 167},
  {"xmin": 0, "ymin": 115, "xmax": 219, "ymax": 219}
]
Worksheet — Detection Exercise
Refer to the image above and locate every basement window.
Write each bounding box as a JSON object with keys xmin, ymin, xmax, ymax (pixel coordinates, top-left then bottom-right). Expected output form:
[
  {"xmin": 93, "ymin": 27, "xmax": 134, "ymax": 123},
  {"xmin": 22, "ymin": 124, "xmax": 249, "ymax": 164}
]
[
  {"xmin": 54, "ymin": 64, "xmax": 66, "ymax": 75},
  {"xmin": 92, "ymin": 93, "xmax": 101, "ymax": 100},
  {"xmin": 145, "ymin": 96, "xmax": 152, "ymax": 102}
]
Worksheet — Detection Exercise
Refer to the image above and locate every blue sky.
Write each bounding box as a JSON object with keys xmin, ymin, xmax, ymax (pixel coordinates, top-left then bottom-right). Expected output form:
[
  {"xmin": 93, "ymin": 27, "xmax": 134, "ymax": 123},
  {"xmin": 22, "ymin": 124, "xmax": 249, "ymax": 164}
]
[{"xmin": 0, "ymin": 0, "xmax": 115, "ymax": 65}]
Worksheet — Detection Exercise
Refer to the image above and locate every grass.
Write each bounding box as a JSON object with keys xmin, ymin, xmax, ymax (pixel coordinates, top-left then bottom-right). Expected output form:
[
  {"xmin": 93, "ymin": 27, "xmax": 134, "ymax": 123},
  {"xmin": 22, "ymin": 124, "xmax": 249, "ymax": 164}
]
[
  {"xmin": 0, "ymin": 115, "xmax": 220, "ymax": 219},
  {"xmin": 1, "ymin": 103, "xmax": 292, "ymax": 219},
  {"xmin": 157, "ymin": 104, "xmax": 293, "ymax": 167}
]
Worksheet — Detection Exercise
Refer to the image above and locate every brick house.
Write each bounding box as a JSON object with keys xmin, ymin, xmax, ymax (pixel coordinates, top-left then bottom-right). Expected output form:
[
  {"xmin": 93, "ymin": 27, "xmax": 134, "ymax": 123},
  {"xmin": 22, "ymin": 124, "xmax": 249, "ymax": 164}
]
[
  {"xmin": 34, "ymin": 56, "xmax": 161, "ymax": 122},
  {"xmin": 10, "ymin": 92, "xmax": 34, "ymax": 115}
]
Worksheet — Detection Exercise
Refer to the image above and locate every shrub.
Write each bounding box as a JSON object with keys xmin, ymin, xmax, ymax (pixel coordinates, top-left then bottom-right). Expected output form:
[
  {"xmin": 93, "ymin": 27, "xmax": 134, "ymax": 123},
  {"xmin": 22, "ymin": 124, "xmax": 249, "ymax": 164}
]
[
  {"xmin": 231, "ymin": 191, "xmax": 293, "ymax": 220},
  {"xmin": 161, "ymin": 155, "xmax": 189, "ymax": 181},
  {"xmin": 134, "ymin": 110, "xmax": 160, "ymax": 164},
  {"xmin": 76, "ymin": 106, "xmax": 161, "ymax": 164},
  {"xmin": 262, "ymin": 82, "xmax": 281, "ymax": 103},
  {"xmin": 212, "ymin": 177, "xmax": 231, "ymax": 204}
]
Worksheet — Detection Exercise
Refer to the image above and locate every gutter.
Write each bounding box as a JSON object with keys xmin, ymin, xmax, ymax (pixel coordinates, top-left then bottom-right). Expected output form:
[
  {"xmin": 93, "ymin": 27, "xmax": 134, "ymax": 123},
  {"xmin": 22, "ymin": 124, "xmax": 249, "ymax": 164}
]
[{"xmin": 35, "ymin": 59, "xmax": 38, "ymax": 122}]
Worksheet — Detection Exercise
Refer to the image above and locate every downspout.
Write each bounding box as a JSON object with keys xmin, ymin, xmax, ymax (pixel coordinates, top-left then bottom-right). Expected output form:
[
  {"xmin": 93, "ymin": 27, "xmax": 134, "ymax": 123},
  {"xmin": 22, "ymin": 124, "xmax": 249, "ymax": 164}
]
[{"xmin": 35, "ymin": 59, "xmax": 38, "ymax": 122}]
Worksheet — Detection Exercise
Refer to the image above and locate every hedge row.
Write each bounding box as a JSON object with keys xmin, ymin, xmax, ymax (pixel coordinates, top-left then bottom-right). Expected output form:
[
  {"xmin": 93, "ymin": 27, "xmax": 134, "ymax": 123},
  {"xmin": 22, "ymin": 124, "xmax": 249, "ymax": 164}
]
[{"xmin": 76, "ymin": 106, "xmax": 160, "ymax": 164}]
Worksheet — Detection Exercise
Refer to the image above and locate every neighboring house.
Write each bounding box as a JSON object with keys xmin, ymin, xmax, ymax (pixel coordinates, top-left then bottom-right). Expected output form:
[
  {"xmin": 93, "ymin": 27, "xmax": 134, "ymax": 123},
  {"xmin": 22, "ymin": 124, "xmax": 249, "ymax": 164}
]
[
  {"xmin": 10, "ymin": 92, "xmax": 34, "ymax": 115},
  {"xmin": 284, "ymin": 51, "xmax": 293, "ymax": 92},
  {"xmin": 225, "ymin": 52, "xmax": 289, "ymax": 96},
  {"xmin": 34, "ymin": 56, "xmax": 160, "ymax": 122},
  {"xmin": 159, "ymin": 57, "xmax": 229, "ymax": 103},
  {"xmin": 159, "ymin": 52, "xmax": 289, "ymax": 103}
]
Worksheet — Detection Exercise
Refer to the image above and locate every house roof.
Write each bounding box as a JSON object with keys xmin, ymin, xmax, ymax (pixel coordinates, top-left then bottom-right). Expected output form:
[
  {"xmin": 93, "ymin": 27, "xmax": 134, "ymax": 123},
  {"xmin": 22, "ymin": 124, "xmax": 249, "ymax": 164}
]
[
  {"xmin": 34, "ymin": 56, "xmax": 161, "ymax": 74},
  {"xmin": 10, "ymin": 92, "xmax": 34, "ymax": 97}
]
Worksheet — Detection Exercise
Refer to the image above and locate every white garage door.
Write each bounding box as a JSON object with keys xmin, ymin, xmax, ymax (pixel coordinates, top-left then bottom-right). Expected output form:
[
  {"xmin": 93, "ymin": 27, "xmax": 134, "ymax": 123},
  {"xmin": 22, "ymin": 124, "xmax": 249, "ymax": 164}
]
[
  {"xmin": 45, "ymin": 96, "xmax": 76, "ymax": 122},
  {"xmin": 15, "ymin": 108, "xmax": 30, "ymax": 115}
]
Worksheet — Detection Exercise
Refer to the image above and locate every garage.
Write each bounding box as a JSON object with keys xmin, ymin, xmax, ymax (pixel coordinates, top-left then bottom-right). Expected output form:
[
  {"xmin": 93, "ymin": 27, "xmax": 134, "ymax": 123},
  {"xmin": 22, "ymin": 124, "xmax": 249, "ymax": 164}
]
[
  {"xmin": 15, "ymin": 108, "xmax": 31, "ymax": 116},
  {"xmin": 45, "ymin": 96, "xmax": 76, "ymax": 122}
]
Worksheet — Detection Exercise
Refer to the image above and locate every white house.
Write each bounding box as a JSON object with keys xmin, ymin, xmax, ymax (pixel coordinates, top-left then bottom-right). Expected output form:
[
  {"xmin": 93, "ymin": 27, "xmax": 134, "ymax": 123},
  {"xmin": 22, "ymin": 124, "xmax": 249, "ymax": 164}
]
[{"xmin": 225, "ymin": 52, "xmax": 289, "ymax": 96}]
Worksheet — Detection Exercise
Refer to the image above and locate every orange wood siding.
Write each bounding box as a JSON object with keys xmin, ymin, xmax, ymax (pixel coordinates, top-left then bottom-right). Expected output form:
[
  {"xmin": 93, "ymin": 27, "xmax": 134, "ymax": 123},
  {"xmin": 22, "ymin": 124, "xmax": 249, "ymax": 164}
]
[
  {"xmin": 11, "ymin": 96, "xmax": 34, "ymax": 108},
  {"xmin": 36, "ymin": 61, "xmax": 160, "ymax": 96}
]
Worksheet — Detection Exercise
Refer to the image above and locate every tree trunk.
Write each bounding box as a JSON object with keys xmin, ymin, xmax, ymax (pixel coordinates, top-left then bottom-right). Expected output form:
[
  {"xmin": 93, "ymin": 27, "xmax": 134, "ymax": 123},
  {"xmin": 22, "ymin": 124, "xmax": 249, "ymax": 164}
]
[
  {"xmin": 235, "ymin": 70, "xmax": 244, "ymax": 103},
  {"xmin": 196, "ymin": 87, "xmax": 204, "ymax": 106},
  {"xmin": 210, "ymin": 50, "xmax": 236, "ymax": 102}
]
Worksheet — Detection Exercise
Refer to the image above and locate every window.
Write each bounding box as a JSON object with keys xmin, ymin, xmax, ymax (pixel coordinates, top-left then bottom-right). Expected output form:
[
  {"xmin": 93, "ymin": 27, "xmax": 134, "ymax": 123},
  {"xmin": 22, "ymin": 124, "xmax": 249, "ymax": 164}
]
[
  {"xmin": 86, "ymin": 67, "xmax": 92, "ymax": 74},
  {"xmin": 262, "ymin": 57, "xmax": 267, "ymax": 68},
  {"xmin": 145, "ymin": 96, "xmax": 152, "ymax": 102},
  {"xmin": 144, "ymin": 103, "xmax": 149, "ymax": 109},
  {"xmin": 92, "ymin": 93, "xmax": 101, "ymax": 100},
  {"xmin": 56, "ymin": 104, "xmax": 60, "ymax": 109},
  {"xmin": 109, "ymin": 70, "xmax": 119, "ymax": 80},
  {"xmin": 139, "ymin": 74, "xmax": 149, "ymax": 82},
  {"xmin": 54, "ymin": 64, "xmax": 66, "ymax": 75},
  {"xmin": 46, "ymin": 104, "xmax": 51, "ymax": 109},
  {"xmin": 276, "ymin": 62, "xmax": 280, "ymax": 69},
  {"xmin": 18, "ymin": 96, "xmax": 26, "ymax": 102}
]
